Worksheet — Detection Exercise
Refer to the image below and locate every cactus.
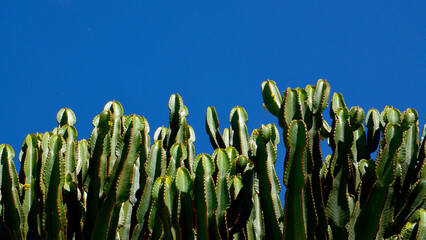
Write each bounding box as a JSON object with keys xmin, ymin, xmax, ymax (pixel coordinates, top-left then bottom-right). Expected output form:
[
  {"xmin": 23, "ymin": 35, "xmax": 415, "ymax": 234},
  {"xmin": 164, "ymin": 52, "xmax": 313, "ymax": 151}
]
[
  {"xmin": 0, "ymin": 145, "xmax": 25, "ymax": 239},
  {"xmin": 0, "ymin": 81, "xmax": 424, "ymax": 239},
  {"xmin": 252, "ymin": 124, "xmax": 284, "ymax": 239},
  {"xmin": 18, "ymin": 135, "xmax": 39, "ymax": 239},
  {"xmin": 263, "ymin": 79, "xmax": 426, "ymax": 239},
  {"xmin": 40, "ymin": 134, "xmax": 67, "ymax": 239}
]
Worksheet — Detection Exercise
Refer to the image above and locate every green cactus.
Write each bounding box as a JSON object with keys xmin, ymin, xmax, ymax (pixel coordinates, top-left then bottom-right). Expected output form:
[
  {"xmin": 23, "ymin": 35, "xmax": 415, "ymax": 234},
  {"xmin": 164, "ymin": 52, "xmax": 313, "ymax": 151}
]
[
  {"xmin": 18, "ymin": 135, "xmax": 39, "ymax": 239},
  {"xmin": 174, "ymin": 166, "xmax": 194, "ymax": 240},
  {"xmin": 252, "ymin": 124, "xmax": 284, "ymax": 239},
  {"xmin": 0, "ymin": 81, "xmax": 424, "ymax": 240},
  {"xmin": 0, "ymin": 145, "xmax": 25, "ymax": 240},
  {"xmin": 214, "ymin": 149, "xmax": 231, "ymax": 239},
  {"xmin": 263, "ymin": 79, "xmax": 425, "ymax": 240}
]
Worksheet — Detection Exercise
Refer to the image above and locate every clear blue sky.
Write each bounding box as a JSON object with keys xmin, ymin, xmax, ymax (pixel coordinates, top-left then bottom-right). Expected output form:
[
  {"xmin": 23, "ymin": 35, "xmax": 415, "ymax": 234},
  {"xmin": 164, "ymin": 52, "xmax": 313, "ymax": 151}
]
[{"xmin": 1, "ymin": 1, "xmax": 424, "ymax": 202}]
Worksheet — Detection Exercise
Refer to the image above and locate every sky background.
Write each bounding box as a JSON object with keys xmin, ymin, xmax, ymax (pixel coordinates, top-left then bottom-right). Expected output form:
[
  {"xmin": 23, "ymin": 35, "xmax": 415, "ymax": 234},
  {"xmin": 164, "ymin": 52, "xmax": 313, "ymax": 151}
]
[{"xmin": 1, "ymin": 1, "xmax": 424, "ymax": 202}]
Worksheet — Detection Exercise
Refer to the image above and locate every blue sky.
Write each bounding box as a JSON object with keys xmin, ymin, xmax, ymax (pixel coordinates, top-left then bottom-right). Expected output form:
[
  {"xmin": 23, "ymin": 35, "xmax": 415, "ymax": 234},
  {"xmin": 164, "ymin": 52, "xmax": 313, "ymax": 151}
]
[{"xmin": 1, "ymin": 1, "xmax": 424, "ymax": 202}]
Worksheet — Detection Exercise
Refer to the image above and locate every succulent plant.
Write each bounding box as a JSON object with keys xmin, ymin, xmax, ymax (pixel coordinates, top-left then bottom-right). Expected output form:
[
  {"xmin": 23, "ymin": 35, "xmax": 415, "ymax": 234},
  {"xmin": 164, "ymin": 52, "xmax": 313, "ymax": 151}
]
[{"xmin": 0, "ymin": 80, "xmax": 423, "ymax": 239}]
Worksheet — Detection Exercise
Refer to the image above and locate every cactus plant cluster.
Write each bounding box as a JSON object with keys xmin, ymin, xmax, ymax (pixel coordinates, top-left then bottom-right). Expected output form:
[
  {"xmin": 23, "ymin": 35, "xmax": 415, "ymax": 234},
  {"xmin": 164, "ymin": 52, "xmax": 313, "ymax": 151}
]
[
  {"xmin": 0, "ymin": 93, "xmax": 284, "ymax": 240},
  {"xmin": 262, "ymin": 79, "xmax": 426, "ymax": 239},
  {"xmin": 0, "ymin": 80, "xmax": 424, "ymax": 239}
]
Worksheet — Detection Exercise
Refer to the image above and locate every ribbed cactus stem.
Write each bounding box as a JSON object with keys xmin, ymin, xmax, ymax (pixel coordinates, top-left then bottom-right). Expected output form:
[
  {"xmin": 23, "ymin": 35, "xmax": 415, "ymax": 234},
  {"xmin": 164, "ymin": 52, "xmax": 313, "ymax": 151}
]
[{"xmin": 0, "ymin": 144, "xmax": 25, "ymax": 240}]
